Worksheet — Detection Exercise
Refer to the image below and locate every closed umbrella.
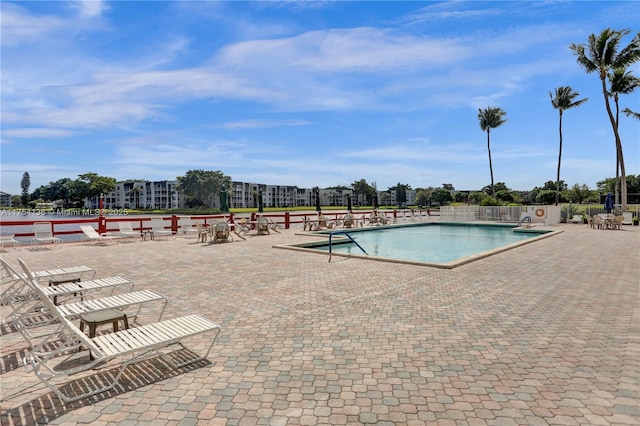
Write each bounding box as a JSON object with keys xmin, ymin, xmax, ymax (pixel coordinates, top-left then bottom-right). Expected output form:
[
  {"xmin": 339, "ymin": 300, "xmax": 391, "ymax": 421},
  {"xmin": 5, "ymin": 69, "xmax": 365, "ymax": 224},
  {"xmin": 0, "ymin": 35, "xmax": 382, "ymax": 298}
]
[
  {"xmin": 372, "ymin": 194, "xmax": 378, "ymax": 210},
  {"xmin": 604, "ymin": 192, "xmax": 614, "ymax": 213},
  {"xmin": 347, "ymin": 194, "xmax": 352, "ymax": 212},
  {"xmin": 315, "ymin": 192, "xmax": 321, "ymax": 212},
  {"xmin": 258, "ymin": 189, "xmax": 264, "ymax": 213},
  {"xmin": 219, "ymin": 187, "xmax": 229, "ymax": 213}
]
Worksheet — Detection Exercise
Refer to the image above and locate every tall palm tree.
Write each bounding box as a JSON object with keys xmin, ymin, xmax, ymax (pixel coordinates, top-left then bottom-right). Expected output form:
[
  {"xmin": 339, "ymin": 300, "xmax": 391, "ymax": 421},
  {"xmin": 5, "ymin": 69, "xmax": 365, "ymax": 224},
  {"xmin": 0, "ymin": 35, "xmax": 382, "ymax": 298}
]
[
  {"xmin": 622, "ymin": 108, "xmax": 640, "ymax": 120},
  {"xmin": 549, "ymin": 86, "xmax": 588, "ymax": 206},
  {"xmin": 609, "ymin": 68, "xmax": 640, "ymax": 205},
  {"xmin": 570, "ymin": 28, "xmax": 640, "ymax": 211},
  {"xmin": 477, "ymin": 106, "xmax": 507, "ymax": 198}
]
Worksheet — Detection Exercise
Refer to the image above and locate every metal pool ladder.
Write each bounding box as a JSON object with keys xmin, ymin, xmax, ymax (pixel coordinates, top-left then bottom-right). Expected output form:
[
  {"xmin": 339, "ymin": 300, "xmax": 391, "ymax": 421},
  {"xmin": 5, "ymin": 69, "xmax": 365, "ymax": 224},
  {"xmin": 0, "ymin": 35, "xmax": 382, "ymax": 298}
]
[{"xmin": 328, "ymin": 231, "xmax": 368, "ymax": 262}]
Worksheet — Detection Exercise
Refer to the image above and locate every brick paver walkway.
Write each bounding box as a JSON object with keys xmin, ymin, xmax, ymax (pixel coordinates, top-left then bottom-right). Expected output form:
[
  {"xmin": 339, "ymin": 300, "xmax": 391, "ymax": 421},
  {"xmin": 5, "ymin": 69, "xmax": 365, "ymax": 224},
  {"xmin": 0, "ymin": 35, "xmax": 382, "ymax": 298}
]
[{"xmin": 1, "ymin": 222, "xmax": 638, "ymax": 425}]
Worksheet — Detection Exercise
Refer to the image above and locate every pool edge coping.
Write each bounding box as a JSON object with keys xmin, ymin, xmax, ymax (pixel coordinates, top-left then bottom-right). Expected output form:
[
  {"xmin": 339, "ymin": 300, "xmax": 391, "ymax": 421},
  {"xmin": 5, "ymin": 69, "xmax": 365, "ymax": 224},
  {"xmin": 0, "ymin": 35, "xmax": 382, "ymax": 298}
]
[{"xmin": 272, "ymin": 222, "xmax": 564, "ymax": 269}]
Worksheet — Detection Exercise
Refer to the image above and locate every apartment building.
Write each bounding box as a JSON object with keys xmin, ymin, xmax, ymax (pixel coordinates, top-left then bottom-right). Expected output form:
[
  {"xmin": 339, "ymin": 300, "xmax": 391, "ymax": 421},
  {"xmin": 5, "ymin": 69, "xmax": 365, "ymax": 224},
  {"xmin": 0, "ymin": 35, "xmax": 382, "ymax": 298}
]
[{"xmin": 96, "ymin": 179, "xmax": 411, "ymax": 210}]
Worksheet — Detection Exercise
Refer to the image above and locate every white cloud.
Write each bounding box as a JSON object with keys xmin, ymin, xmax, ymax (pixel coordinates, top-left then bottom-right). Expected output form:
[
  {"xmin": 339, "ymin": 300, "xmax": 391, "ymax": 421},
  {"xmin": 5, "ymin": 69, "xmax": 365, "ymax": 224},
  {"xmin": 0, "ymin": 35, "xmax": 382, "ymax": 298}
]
[
  {"xmin": 0, "ymin": 3, "xmax": 65, "ymax": 46},
  {"xmin": 71, "ymin": 0, "xmax": 108, "ymax": 19}
]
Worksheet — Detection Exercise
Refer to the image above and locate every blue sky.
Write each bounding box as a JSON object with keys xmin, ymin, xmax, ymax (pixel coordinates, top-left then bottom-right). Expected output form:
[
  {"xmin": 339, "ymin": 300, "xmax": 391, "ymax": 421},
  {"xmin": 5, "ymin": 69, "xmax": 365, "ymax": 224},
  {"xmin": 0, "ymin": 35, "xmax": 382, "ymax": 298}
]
[{"xmin": 1, "ymin": 1, "xmax": 639, "ymax": 196}]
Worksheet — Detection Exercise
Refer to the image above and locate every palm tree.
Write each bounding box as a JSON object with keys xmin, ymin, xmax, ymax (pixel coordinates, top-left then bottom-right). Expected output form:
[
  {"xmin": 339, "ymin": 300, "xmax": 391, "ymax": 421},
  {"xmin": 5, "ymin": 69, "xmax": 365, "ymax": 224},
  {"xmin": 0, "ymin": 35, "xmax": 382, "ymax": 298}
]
[
  {"xmin": 622, "ymin": 108, "xmax": 640, "ymax": 120},
  {"xmin": 570, "ymin": 28, "xmax": 640, "ymax": 211},
  {"xmin": 549, "ymin": 86, "xmax": 588, "ymax": 206},
  {"xmin": 477, "ymin": 106, "xmax": 507, "ymax": 198},
  {"xmin": 609, "ymin": 68, "xmax": 640, "ymax": 205}
]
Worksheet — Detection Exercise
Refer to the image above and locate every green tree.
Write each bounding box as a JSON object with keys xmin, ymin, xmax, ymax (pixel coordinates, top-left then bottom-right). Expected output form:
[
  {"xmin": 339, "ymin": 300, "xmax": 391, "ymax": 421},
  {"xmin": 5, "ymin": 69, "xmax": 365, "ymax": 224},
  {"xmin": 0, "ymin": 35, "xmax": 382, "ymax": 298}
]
[
  {"xmin": 77, "ymin": 173, "xmax": 116, "ymax": 207},
  {"xmin": 623, "ymin": 107, "xmax": 640, "ymax": 120},
  {"xmin": 609, "ymin": 68, "xmax": 639, "ymax": 205},
  {"xmin": 536, "ymin": 190, "xmax": 557, "ymax": 205},
  {"xmin": 477, "ymin": 106, "xmax": 507, "ymax": 198},
  {"xmin": 20, "ymin": 172, "xmax": 30, "ymax": 207},
  {"xmin": 177, "ymin": 170, "xmax": 231, "ymax": 208},
  {"xmin": 351, "ymin": 179, "xmax": 376, "ymax": 206},
  {"xmin": 469, "ymin": 191, "xmax": 490, "ymax": 205},
  {"xmin": 495, "ymin": 190, "xmax": 514, "ymax": 204},
  {"xmin": 391, "ymin": 182, "xmax": 410, "ymax": 207},
  {"xmin": 565, "ymin": 184, "xmax": 596, "ymax": 204},
  {"xmin": 481, "ymin": 182, "xmax": 508, "ymax": 195},
  {"xmin": 40, "ymin": 178, "xmax": 74, "ymax": 207},
  {"xmin": 66, "ymin": 179, "xmax": 90, "ymax": 207},
  {"xmin": 429, "ymin": 188, "xmax": 453, "ymax": 206},
  {"xmin": 549, "ymin": 86, "xmax": 588, "ymax": 206},
  {"xmin": 570, "ymin": 28, "xmax": 640, "ymax": 210}
]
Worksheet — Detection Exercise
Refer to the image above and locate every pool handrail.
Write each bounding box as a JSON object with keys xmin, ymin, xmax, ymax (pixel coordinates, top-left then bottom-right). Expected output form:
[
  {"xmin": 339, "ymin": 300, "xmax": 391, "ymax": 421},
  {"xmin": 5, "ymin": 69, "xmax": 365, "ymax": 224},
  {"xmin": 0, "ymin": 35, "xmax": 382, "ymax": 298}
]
[{"xmin": 328, "ymin": 231, "xmax": 368, "ymax": 262}]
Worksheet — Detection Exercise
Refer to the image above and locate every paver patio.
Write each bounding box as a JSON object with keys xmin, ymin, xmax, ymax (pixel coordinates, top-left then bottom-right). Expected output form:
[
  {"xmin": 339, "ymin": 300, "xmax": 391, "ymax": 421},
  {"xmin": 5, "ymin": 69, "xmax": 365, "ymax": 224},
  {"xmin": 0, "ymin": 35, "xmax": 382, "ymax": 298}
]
[{"xmin": 1, "ymin": 222, "xmax": 638, "ymax": 425}]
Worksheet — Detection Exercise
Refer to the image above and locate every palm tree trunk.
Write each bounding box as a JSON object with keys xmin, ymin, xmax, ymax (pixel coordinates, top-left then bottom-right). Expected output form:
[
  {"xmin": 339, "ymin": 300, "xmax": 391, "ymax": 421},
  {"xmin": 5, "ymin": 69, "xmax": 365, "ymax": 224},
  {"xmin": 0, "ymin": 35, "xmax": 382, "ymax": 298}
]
[
  {"xmin": 555, "ymin": 111, "xmax": 563, "ymax": 206},
  {"xmin": 487, "ymin": 130, "xmax": 495, "ymax": 198},
  {"xmin": 601, "ymin": 78, "xmax": 627, "ymax": 210}
]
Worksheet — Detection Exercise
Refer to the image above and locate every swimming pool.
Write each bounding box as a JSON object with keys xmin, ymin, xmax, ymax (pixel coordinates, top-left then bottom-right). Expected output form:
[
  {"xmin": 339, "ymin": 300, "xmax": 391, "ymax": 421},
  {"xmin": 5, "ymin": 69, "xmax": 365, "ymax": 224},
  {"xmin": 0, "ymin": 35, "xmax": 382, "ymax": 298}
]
[{"xmin": 277, "ymin": 223, "xmax": 560, "ymax": 268}]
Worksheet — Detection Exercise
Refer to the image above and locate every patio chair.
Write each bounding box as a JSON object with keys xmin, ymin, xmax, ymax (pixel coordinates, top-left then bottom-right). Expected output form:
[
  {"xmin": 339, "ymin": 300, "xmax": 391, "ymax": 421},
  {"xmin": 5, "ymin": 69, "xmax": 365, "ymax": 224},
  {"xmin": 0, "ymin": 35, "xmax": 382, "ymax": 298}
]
[
  {"xmin": 211, "ymin": 221, "xmax": 233, "ymax": 243},
  {"xmin": 611, "ymin": 215, "xmax": 624, "ymax": 230},
  {"xmin": 1, "ymin": 258, "xmax": 134, "ymax": 327},
  {"xmin": 179, "ymin": 217, "xmax": 201, "ymax": 238},
  {"xmin": 0, "ymin": 234, "xmax": 21, "ymax": 251},
  {"xmin": 342, "ymin": 213, "xmax": 355, "ymax": 228},
  {"xmin": 18, "ymin": 258, "xmax": 221, "ymax": 403},
  {"xmin": 268, "ymin": 218, "xmax": 281, "ymax": 233},
  {"xmin": 569, "ymin": 215, "xmax": 583, "ymax": 224},
  {"xmin": 232, "ymin": 218, "xmax": 251, "ymax": 240},
  {"xmin": 80, "ymin": 225, "xmax": 119, "ymax": 245},
  {"xmin": 5, "ymin": 258, "xmax": 167, "ymax": 349},
  {"xmin": 149, "ymin": 217, "xmax": 173, "ymax": 239},
  {"xmin": 31, "ymin": 222, "xmax": 63, "ymax": 249},
  {"xmin": 196, "ymin": 223, "xmax": 209, "ymax": 242},
  {"xmin": 257, "ymin": 217, "xmax": 270, "ymax": 235},
  {"xmin": 592, "ymin": 215, "xmax": 604, "ymax": 229},
  {"xmin": 115, "ymin": 221, "xmax": 141, "ymax": 240}
]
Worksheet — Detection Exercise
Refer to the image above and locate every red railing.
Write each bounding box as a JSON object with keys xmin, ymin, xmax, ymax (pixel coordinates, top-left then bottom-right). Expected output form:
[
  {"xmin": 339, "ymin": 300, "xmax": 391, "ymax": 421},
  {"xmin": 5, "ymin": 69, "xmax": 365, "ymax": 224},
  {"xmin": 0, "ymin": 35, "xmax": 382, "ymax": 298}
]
[{"xmin": 1, "ymin": 209, "xmax": 435, "ymax": 241}]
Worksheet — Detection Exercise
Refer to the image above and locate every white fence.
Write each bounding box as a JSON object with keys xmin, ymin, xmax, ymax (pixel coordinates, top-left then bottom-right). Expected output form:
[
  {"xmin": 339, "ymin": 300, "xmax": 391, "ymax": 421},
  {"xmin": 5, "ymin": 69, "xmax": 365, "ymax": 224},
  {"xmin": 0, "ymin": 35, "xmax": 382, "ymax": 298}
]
[{"xmin": 440, "ymin": 205, "xmax": 561, "ymax": 225}]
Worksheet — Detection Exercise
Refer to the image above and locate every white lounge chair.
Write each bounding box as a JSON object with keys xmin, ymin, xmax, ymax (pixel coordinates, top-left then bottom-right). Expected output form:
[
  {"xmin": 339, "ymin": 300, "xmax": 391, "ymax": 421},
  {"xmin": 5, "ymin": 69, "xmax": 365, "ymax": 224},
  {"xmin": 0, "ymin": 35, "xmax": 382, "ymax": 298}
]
[
  {"xmin": 179, "ymin": 217, "xmax": 201, "ymax": 237},
  {"xmin": 17, "ymin": 258, "xmax": 221, "ymax": 403},
  {"xmin": 0, "ymin": 234, "xmax": 21, "ymax": 251},
  {"xmin": 115, "ymin": 222, "xmax": 141, "ymax": 240},
  {"xmin": 31, "ymin": 222, "xmax": 63, "ymax": 249},
  {"xmin": 149, "ymin": 217, "xmax": 173, "ymax": 239},
  {"xmin": 5, "ymin": 258, "xmax": 166, "ymax": 349},
  {"xmin": 80, "ymin": 225, "xmax": 119, "ymax": 245}
]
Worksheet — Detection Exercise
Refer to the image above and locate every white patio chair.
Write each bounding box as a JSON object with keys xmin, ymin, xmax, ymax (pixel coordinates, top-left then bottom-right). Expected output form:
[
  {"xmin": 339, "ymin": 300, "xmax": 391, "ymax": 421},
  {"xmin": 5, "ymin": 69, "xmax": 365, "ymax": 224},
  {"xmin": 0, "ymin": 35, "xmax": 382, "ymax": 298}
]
[
  {"xmin": 18, "ymin": 258, "xmax": 221, "ymax": 403},
  {"xmin": 4, "ymin": 258, "xmax": 166, "ymax": 349},
  {"xmin": 114, "ymin": 221, "xmax": 141, "ymax": 240},
  {"xmin": 268, "ymin": 218, "xmax": 281, "ymax": 233},
  {"xmin": 0, "ymin": 234, "xmax": 21, "ymax": 251},
  {"xmin": 179, "ymin": 217, "xmax": 201, "ymax": 237},
  {"xmin": 211, "ymin": 221, "xmax": 233, "ymax": 243},
  {"xmin": 80, "ymin": 225, "xmax": 119, "ymax": 245},
  {"xmin": 257, "ymin": 216, "xmax": 270, "ymax": 234},
  {"xmin": 149, "ymin": 217, "xmax": 173, "ymax": 239},
  {"xmin": 31, "ymin": 222, "xmax": 63, "ymax": 249},
  {"xmin": 233, "ymin": 218, "xmax": 251, "ymax": 240}
]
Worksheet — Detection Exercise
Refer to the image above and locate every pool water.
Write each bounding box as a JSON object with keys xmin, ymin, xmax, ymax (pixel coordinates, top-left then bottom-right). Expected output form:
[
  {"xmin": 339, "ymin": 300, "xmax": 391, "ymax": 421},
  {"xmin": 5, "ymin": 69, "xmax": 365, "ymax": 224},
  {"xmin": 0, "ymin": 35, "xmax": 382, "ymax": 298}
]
[{"xmin": 308, "ymin": 224, "xmax": 554, "ymax": 267}]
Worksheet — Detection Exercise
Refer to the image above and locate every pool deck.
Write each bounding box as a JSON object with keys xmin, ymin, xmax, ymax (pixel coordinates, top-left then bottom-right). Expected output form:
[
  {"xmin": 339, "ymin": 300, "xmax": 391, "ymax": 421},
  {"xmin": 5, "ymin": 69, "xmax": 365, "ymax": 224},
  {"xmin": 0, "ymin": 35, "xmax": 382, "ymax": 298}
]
[{"xmin": 1, "ymin": 222, "xmax": 638, "ymax": 425}]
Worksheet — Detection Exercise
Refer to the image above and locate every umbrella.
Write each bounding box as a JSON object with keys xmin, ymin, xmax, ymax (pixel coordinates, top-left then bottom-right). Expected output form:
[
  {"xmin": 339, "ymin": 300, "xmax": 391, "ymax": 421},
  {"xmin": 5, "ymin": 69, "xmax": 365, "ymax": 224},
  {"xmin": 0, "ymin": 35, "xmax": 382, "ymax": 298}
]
[
  {"xmin": 219, "ymin": 187, "xmax": 229, "ymax": 213},
  {"xmin": 372, "ymin": 194, "xmax": 378, "ymax": 210},
  {"xmin": 258, "ymin": 189, "xmax": 264, "ymax": 213},
  {"xmin": 315, "ymin": 192, "xmax": 321, "ymax": 212},
  {"xmin": 604, "ymin": 192, "xmax": 614, "ymax": 213},
  {"xmin": 346, "ymin": 194, "xmax": 352, "ymax": 212}
]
